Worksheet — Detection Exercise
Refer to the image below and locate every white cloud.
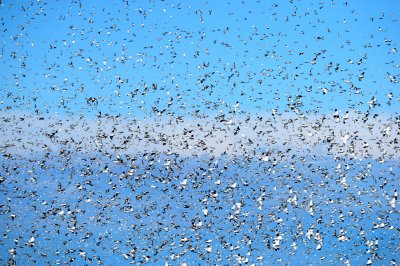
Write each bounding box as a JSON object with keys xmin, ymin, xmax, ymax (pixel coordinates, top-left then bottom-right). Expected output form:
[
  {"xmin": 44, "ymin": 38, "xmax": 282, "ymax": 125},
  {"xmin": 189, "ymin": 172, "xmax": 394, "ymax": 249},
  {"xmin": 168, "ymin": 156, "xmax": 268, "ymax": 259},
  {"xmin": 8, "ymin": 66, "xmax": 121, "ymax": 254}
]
[{"xmin": 0, "ymin": 110, "xmax": 398, "ymax": 160}]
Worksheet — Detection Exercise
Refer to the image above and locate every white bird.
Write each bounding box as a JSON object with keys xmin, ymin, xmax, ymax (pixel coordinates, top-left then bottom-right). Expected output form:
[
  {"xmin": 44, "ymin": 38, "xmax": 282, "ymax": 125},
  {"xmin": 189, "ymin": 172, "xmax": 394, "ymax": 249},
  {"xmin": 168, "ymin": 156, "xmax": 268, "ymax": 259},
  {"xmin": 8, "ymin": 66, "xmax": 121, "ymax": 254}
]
[
  {"xmin": 341, "ymin": 133, "xmax": 350, "ymax": 144},
  {"xmin": 225, "ymin": 119, "xmax": 233, "ymax": 126},
  {"xmin": 389, "ymin": 197, "xmax": 395, "ymax": 208}
]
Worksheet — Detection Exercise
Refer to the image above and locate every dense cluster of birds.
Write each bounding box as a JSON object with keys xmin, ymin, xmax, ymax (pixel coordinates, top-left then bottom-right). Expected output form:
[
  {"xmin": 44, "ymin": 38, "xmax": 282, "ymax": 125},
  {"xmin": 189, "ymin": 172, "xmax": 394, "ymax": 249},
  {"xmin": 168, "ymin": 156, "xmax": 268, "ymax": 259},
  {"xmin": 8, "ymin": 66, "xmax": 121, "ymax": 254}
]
[{"xmin": 0, "ymin": 0, "xmax": 399, "ymax": 265}]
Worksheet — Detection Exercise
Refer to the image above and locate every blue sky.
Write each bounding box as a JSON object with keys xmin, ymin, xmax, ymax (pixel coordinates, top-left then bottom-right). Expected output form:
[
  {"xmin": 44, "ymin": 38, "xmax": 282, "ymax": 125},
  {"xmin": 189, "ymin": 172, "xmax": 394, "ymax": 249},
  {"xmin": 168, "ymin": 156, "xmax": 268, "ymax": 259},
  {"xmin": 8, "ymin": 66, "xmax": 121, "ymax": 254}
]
[
  {"xmin": 1, "ymin": 153, "xmax": 399, "ymax": 265},
  {"xmin": 1, "ymin": 0, "xmax": 399, "ymax": 118},
  {"xmin": 1, "ymin": 0, "xmax": 400, "ymax": 265}
]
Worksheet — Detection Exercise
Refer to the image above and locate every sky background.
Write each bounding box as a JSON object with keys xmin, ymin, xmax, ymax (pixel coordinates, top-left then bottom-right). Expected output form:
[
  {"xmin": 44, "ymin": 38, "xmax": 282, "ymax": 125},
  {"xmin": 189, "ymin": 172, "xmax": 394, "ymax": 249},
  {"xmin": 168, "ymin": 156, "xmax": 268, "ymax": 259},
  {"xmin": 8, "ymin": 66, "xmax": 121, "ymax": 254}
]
[
  {"xmin": 0, "ymin": 0, "xmax": 399, "ymax": 118},
  {"xmin": 1, "ymin": 0, "xmax": 400, "ymax": 265}
]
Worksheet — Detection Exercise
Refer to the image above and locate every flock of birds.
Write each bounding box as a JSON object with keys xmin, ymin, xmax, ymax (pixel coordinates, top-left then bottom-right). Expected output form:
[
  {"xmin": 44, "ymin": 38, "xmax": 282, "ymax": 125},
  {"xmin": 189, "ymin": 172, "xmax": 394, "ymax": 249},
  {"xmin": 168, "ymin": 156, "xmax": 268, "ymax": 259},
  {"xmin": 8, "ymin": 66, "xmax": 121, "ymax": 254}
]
[{"xmin": 0, "ymin": 0, "xmax": 399, "ymax": 265}]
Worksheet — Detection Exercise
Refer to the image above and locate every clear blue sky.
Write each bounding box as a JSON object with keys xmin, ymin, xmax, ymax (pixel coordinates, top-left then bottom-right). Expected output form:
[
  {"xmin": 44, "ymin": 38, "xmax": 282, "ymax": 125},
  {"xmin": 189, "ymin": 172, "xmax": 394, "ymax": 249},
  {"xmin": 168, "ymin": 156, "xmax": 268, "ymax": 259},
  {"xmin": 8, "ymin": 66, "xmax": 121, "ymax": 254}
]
[{"xmin": 1, "ymin": 0, "xmax": 399, "ymax": 117}]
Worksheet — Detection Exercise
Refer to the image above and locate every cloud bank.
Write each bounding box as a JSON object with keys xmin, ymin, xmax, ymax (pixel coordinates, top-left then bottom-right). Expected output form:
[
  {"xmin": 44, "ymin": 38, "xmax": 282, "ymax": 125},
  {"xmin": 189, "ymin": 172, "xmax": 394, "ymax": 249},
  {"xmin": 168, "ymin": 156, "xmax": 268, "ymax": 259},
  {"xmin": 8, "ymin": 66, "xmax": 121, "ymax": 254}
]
[{"xmin": 0, "ymin": 111, "xmax": 398, "ymax": 161}]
